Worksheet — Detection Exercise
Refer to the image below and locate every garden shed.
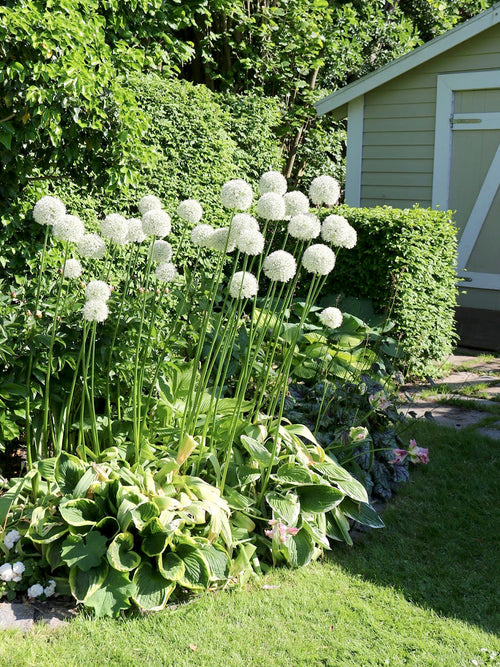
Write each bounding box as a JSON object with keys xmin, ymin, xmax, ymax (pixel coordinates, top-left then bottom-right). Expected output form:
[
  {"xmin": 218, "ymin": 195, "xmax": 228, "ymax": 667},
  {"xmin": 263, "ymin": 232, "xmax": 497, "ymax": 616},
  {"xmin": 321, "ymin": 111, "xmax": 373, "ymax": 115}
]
[{"xmin": 316, "ymin": 2, "xmax": 500, "ymax": 350}]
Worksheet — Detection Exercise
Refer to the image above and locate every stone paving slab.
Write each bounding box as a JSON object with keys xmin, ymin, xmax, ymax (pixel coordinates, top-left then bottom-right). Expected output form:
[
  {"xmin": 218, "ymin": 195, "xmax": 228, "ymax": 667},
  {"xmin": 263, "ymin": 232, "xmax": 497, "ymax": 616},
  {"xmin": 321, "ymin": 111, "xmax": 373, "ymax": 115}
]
[{"xmin": 0, "ymin": 600, "xmax": 74, "ymax": 631}]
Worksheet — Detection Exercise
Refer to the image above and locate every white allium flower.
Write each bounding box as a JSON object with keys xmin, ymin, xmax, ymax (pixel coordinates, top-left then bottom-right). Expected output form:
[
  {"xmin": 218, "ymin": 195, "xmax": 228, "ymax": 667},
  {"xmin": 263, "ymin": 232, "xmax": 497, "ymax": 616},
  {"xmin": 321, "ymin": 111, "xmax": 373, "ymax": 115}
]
[
  {"xmin": 255, "ymin": 192, "xmax": 286, "ymax": 221},
  {"xmin": 283, "ymin": 191, "xmax": 310, "ymax": 218},
  {"xmin": 229, "ymin": 213, "xmax": 260, "ymax": 242},
  {"xmin": 321, "ymin": 214, "xmax": 357, "ymax": 249},
  {"xmin": 83, "ymin": 299, "xmax": 109, "ymax": 323},
  {"xmin": 155, "ymin": 262, "xmax": 178, "ymax": 282},
  {"xmin": 319, "ymin": 307, "xmax": 343, "ymax": 329},
  {"xmin": 33, "ymin": 196, "xmax": 66, "ymax": 226},
  {"xmin": 288, "ymin": 213, "xmax": 321, "ymax": 241},
  {"xmin": 229, "ymin": 271, "xmax": 259, "ymax": 299},
  {"xmin": 0, "ymin": 563, "xmax": 14, "ymax": 582},
  {"xmin": 207, "ymin": 227, "xmax": 236, "ymax": 253},
  {"xmin": 44, "ymin": 580, "xmax": 56, "ymax": 598},
  {"xmin": 78, "ymin": 233, "xmax": 106, "ymax": 259},
  {"xmin": 52, "ymin": 215, "xmax": 85, "ymax": 243},
  {"xmin": 191, "ymin": 224, "xmax": 214, "ymax": 247},
  {"xmin": 126, "ymin": 218, "xmax": 146, "ymax": 244},
  {"xmin": 263, "ymin": 250, "xmax": 297, "ymax": 283},
  {"xmin": 3, "ymin": 530, "xmax": 21, "ymax": 551},
  {"xmin": 302, "ymin": 244, "xmax": 336, "ymax": 275},
  {"xmin": 100, "ymin": 213, "xmax": 128, "ymax": 245},
  {"xmin": 151, "ymin": 240, "xmax": 173, "ymax": 263},
  {"xmin": 63, "ymin": 258, "xmax": 83, "ymax": 279},
  {"xmin": 27, "ymin": 583, "xmax": 44, "ymax": 599},
  {"xmin": 138, "ymin": 194, "xmax": 163, "ymax": 215},
  {"xmin": 85, "ymin": 280, "xmax": 111, "ymax": 302},
  {"xmin": 142, "ymin": 209, "xmax": 171, "ymax": 238},
  {"xmin": 177, "ymin": 199, "xmax": 203, "ymax": 224},
  {"xmin": 220, "ymin": 179, "xmax": 253, "ymax": 211},
  {"xmin": 235, "ymin": 229, "xmax": 265, "ymax": 256},
  {"xmin": 258, "ymin": 171, "xmax": 287, "ymax": 196},
  {"xmin": 309, "ymin": 175, "xmax": 341, "ymax": 207}
]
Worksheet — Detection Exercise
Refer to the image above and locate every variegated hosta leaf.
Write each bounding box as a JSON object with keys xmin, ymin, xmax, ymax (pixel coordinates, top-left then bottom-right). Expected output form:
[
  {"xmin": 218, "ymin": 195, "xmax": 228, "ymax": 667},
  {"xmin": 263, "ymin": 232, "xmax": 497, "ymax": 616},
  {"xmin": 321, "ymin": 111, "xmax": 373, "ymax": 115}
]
[
  {"xmin": 70, "ymin": 562, "xmax": 108, "ymax": 603},
  {"xmin": 199, "ymin": 544, "xmax": 230, "ymax": 581},
  {"xmin": 54, "ymin": 452, "xmax": 85, "ymax": 495},
  {"xmin": 158, "ymin": 550, "xmax": 185, "ymax": 581},
  {"xmin": 59, "ymin": 498, "xmax": 101, "ymax": 527},
  {"xmin": 132, "ymin": 563, "xmax": 175, "ymax": 612},
  {"xmin": 340, "ymin": 498, "xmax": 384, "ymax": 528},
  {"xmin": 284, "ymin": 528, "xmax": 315, "ymax": 568},
  {"xmin": 107, "ymin": 532, "xmax": 141, "ymax": 572},
  {"xmin": 83, "ymin": 567, "xmax": 135, "ymax": 618},
  {"xmin": 130, "ymin": 501, "xmax": 159, "ymax": 531},
  {"xmin": 61, "ymin": 531, "xmax": 108, "ymax": 571},
  {"xmin": 295, "ymin": 484, "xmax": 344, "ymax": 514},
  {"xmin": 265, "ymin": 492, "xmax": 300, "ymax": 526},
  {"xmin": 175, "ymin": 544, "xmax": 210, "ymax": 590}
]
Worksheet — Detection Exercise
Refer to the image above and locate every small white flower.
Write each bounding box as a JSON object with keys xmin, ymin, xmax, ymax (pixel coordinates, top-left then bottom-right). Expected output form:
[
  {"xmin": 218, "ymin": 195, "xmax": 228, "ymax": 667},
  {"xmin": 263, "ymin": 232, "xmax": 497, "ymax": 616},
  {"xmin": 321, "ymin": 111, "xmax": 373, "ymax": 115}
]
[
  {"xmin": 309, "ymin": 175, "xmax": 341, "ymax": 207},
  {"xmin": 321, "ymin": 215, "xmax": 357, "ymax": 248},
  {"xmin": 0, "ymin": 563, "xmax": 13, "ymax": 582},
  {"xmin": 319, "ymin": 307, "xmax": 343, "ymax": 329},
  {"xmin": 52, "ymin": 215, "xmax": 85, "ymax": 243},
  {"xmin": 138, "ymin": 195, "xmax": 163, "ymax": 215},
  {"xmin": 229, "ymin": 213, "xmax": 260, "ymax": 242},
  {"xmin": 191, "ymin": 224, "xmax": 214, "ymax": 247},
  {"xmin": 235, "ymin": 229, "xmax": 265, "ymax": 256},
  {"xmin": 207, "ymin": 227, "xmax": 236, "ymax": 253},
  {"xmin": 255, "ymin": 193, "xmax": 286, "ymax": 221},
  {"xmin": 229, "ymin": 271, "xmax": 259, "ymax": 299},
  {"xmin": 263, "ymin": 250, "xmax": 297, "ymax": 283},
  {"xmin": 220, "ymin": 179, "xmax": 253, "ymax": 211},
  {"xmin": 3, "ymin": 530, "xmax": 21, "ymax": 551},
  {"xmin": 63, "ymin": 258, "xmax": 83, "ymax": 279},
  {"xmin": 258, "ymin": 171, "xmax": 287, "ymax": 196},
  {"xmin": 33, "ymin": 196, "xmax": 66, "ymax": 226},
  {"xmin": 100, "ymin": 213, "xmax": 128, "ymax": 245},
  {"xmin": 126, "ymin": 218, "xmax": 146, "ymax": 244},
  {"xmin": 177, "ymin": 199, "xmax": 203, "ymax": 224},
  {"xmin": 78, "ymin": 233, "xmax": 106, "ymax": 259},
  {"xmin": 288, "ymin": 213, "xmax": 321, "ymax": 241},
  {"xmin": 83, "ymin": 299, "xmax": 109, "ymax": 323},
  {"xmin": 44, "ymin": 580, "xmax": 56, "ymax": 598},
  {"xmin": 142, "ymin": 209, "xmax": 171, "ymax": 238},
  {"xmin": 155, "ymin": 262, "xmax": 178, "ymax": 282},
  {"xmin": 302, "ymin": 244, "xmax": 336, "ymax": 275},
  {"xmin": 151, "ymin": 240, "xmax": 173, "ymax": 263},
  {"xmin": 283, "ymin": 191, "xmax": 310, "ymax": 218},
  {"xmin": 10, "ymin": 561, "xmax": 25, "ymax": 583},
  {"xmin": 27, "ymin": 583, "xmax": 44, "ymax": 599},
  {"xmin": 85, "ymin": 280, "xmax": 112, "ymax": 302}
]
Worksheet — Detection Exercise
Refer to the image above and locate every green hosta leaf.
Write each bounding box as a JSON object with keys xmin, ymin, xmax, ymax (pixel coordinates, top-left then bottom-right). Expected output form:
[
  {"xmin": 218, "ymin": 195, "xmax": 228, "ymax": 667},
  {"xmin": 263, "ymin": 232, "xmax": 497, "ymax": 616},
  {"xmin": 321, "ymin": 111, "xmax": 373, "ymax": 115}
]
[
  {"xmin": 117, "ymin": 498, "xmax": 135, "ymax": 532},
  {"xmin": 83, "ymin": 568, "xmax": 135, "ymax": 617},
  {"xmin": 43, "ymin": 538, "xmax": 65, "ymax": 570},
  {"xmin": 333, "ymin": 477, "xmax": 369, "ymax": 504},
  {"xmin": 36, "ymin": 458, "xmax": 56, "ymax": 481},
  {"xmin": 55, "ymin": 452, "xmax": 85, "ymax": 495},
  {"xmin": 314, "ymin": 460, "xmax": 368, "ymax": 503},
  {"xmin": 200, "ymin": 544, "xmax": 230, "ymax": 581},
  {"xmin": 61, "ymin": 531, "xmax": 108, "ymax": 571},
  {"xmin": 223, "ymin": 485, "xmax": 255, "ymax": 510},
  {"xmin": 265, "ymin": 492, "xmax": 300, "ymax": 526},
  {"xmin": 141, "ymin": 518, "xmax": 169, "ymax": 557},
  {"xmin": 332, "ymin": 507, "xmax": 353, "ymax": 546},
  {"xmin": 314, "ymin": 459, "xmax": 359, "ymax": 483},
  {"xmin": 176, "ymin": 544, "xmax": 210, "ymax": 590},
  {"xmin": 73, "ymin": 467, "xmax": 100, "ymax": 498},
  {"xmin": 28, "ymin": 521, "xmax": 68, "ymax": 544},
  {"xmin": 132, "ymin": 563, "xmax": 174, "ymax": 611},
  {"xmin": 275, "ymin": 464, "xmax": 315, "ymax": 485},
  {"xmin": 131, "ymin": 502, "xmax": 159, "ymax": 530},
  {"xmin": 158, "ymin": 550, "xmax": 185, "ymax": 581},
  {"xmin": 240, "ymin": 435, "xmax": 272, "ymax": 466},
  {"xmin": 296, "ymin": 485, "xmax": 344, "ymax": 513},
  {"xmin": 107, "ymin": 532, "xmax": 141, "ymax": 572},
  {"xmin": 70, "ymin": 562, "xmax": 108, "ymax": 603},
  {"xmin": 340, "ymin": 498, "xmax": 385, "ymax": 529},
  {"xmin": 285, "ymin": 529, "xmax": 315, "ymax": 568},
  {"xmin": 59, "ymin": 498, "xmax": 101, "ymax": 527}
]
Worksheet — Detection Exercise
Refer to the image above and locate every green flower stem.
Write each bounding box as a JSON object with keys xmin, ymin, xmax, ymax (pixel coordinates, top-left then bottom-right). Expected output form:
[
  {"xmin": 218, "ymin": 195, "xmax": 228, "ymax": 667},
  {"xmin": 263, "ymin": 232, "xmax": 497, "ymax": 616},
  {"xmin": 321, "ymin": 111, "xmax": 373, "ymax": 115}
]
[
  {"xmin": 88, "ymin": 322, "xmax": 100, "ymax": 455},
  {"xmin": 59, "ymin": 329, "xmax": 88, "ymax": 453},
  {"xmin": 77, "ymin": 322, "xmax": 91, "ymax": 459}
]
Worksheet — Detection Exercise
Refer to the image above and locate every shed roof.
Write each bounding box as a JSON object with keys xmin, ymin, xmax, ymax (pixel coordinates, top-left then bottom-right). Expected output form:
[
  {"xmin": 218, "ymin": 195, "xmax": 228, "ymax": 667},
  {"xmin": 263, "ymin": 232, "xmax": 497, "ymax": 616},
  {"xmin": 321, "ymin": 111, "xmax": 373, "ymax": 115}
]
[{"xmin": 315, "ymin": 2, "xmax": 500, "ymax": 117}]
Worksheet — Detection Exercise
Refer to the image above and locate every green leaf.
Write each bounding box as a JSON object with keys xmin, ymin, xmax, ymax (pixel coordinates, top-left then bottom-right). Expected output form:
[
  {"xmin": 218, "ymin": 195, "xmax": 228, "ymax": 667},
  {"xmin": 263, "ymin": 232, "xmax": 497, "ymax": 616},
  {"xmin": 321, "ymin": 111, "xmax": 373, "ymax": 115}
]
[
  {"xmin": 285, "ymin": 529, "xmax": 315, "ymax": 568},
  {"xmin": 158, "ymin": 550, "xmax": 185, "ymax": 581},
  {"xmin": 132, "ymin": 562, "xmax": 174, "ymax": 611},
  {"xmin": 59, "ymin": 498, "xmax": 101, "ymax": 527},
  {"xmin": 28, "ymin": 521, "xmax": 68, "ymax": 544},
  {"xmin": 55, "ymin": 452, "xmax": 85, "ymax": 495},
  {"xmin": 61, "ymin": 531, "xmax": 108, "ymax": 571},
  {"xmin": 131, "ymin": 502, "xmax": 159, "ymax": 530},
  {"xmin": 340, "ymin": 498, "xmax": 385, "ymax": 528},
  {"xmin": 266, "ymin": 492, "xmax": 300, "ymax": 526},
  {"xmin": 275, "ymin": 463, "xmax": 315, "ymax": 485},
  {"xmin": 141, "ymin": 518, "xmax": 169, "ymax": 557},
  {"xmin": 240, "ymin": 435, "xmax": 272, "ymax": 466},
  {"xmin": 107, "ymin": 532, "xmax": 141, "ymax": 572},
  {"xmin": 176, "ymin": 544, "xmax": 210, "ymax": 590},
  {"xmin": 84, "ymin": 568, "xmax": 135, "ymax": 617},
  {"xmin": 70, "ymin": 562, "xmax": 108, "ymax": 603},
  {"xmin": 296, "ymin": 484, "xmax": 344, "ymax": 513},
  {"xmin": 200, "ymin": 544, "xmax": 229, "ymax": 581}
]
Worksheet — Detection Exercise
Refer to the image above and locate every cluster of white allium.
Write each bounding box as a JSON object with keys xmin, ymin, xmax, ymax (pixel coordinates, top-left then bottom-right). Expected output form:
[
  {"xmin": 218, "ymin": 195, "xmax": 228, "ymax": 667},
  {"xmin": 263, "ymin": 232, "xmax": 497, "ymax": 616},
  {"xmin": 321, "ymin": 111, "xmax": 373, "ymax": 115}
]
[
  {"xmin": 309, "ymin": 175, "xmax": 341, "ymax": 207},
  {"xmin": 0, "ymin": 561, "xmax": 25, "ymax": 583},
  {"xmin": 288, "ymin": 213, "xmax": 321, "ymax": 241},
  {"xmin": 229, "ymin": 271, "xmax": 259, "ymax": 299},
  {"xmin": 321, "ymin": 215, "xmax": 357, "ymax": 248},
  {"xmin": 255, "ymin": 193, "xmax": 286, "ymax": 221},
  {"xmin": 229, "ymin": 213, "xmax": 260, "ymax": 241},
  {"xmin": 27, "ymin": 581, "xmax": 54, "ymax": 599},
  {"xmin": 302, "ymin": 244, "xmax": 336, "ymax": 275},
  {"xmin": 78, "ymin": 233, "xmax": 106, "ymax": 259},
  {"xmin": 207, "ymin": 227, "xmax": 236, "ymax": 253},
  {"xmin": 258, "ymin": 170, "xmax": 287, "ymax": 196},
  {"xmin": 127, "ymin": 218, "xmax": 146, "ymax": 244},
  {"xmin": 319, "ymin": 307, "xmax": 343, "ymax": 329},
  {"xmin": 235, "ymin": 228, "xmax": 265, "ymax": 256},
  {"xmin": 151, "ymin": 240, "xmax": 173, "ymax": 263},
  {"xmin": 52, "ymin": 215, "xmax": 85, "ymax": 243},
  {"xmin": 82, "ymin": 299, "xmax": 109, "ymax": 323},
  {"xmin": 142, "ymin": 209, "xmax": 171, "ymax": 238},
  {"xmin": 100, "ymin": 213, "xmax": 128, "ymax": 245},
  {"xmin": 33, "ymin": 196, "xmax": 66, "ymax": 226},
  {"xmin": 85, "ymin": 280, "xmax": 111, "ymax": 302},
  {"xmin": 283, "ymin": 191, "xmax": 310, "ymax": 218},
  {"xmin": 3, "ymin": 530, "xmax": 21, "ymax": 551},
  {"xmin": 191, "ymin": 224, "xmax": 214, "ymax": 247},
  {"xmin": 220, "ymin": 179, "xmax": 253, "ymax": 211},
  {"xmin": 138, "ymin": 194, "xmax": 163, "ymax": 216},
  {"xmin": 263, "ymin": 250, "xmax": 297, "ymax": 283},
  {"xmin": 177, "ymin": 199, "xmax": 203, "ymax": 224},
  {"xmin": 63, "ymin": 258, "xmax": 83, "ymax": 279},
  {"xmin": 155, "ymin": 262, "xmax": 178, "ymax": 282}
]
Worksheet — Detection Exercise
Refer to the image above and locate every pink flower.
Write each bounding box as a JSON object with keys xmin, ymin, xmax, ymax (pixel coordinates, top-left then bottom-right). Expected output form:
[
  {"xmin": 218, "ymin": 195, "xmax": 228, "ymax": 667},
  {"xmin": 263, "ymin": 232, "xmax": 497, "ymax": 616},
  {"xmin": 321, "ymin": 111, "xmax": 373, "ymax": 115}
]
[
  {"xmin": 408, "ymin": 439, "xmax": 429, "ymax": 464},
  {"xmin": 264, "ymin": 520, "xmax": 299, "ymax": 543},
  {"xmin": 369, "ymin": 392, "xmax": 391, "ymax": 411},
  {"xmin": 390, "ymin": 448, "xmax": 408, "ymax": 465}
]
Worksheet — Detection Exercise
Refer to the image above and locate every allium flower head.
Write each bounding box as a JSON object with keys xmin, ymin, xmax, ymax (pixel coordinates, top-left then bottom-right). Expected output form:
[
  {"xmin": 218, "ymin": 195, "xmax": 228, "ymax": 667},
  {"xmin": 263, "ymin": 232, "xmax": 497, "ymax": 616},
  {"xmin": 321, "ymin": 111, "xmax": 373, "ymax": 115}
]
[
  {"xmin": 52, "ymin": 215, "xmax": 85, "ymax": 243},
  {"xmin": 283, "ymin": 191, "xmax": 310, "ymax": 218},
  {"xmin": 151, "ymin": 240, "xmax": 173, "ymax": 263},
  {"xmin": 86, "ymin": 280, "xmax": 112, "ymax": 302},
  {"xmin": 63, "ymin": 258, "xmax": 83, "ymax": 279},
  {"xmin": 126, "ymin": 218, "xmax": 146, "ymax": 244},
  {"xmin": 100, "ymin": 213, "xmax": 128, "ymax": 245},
  {"xmin": 229, "ymin": 271, "xmax": 259, "ymax": 299},
  {"xmin": 3, "ymin": 529, "xmax": 21, "ymax": 551},
  {"xmin": 220, "ymin": 179, "xmax": 253, "ymax": 211},
  {"xmin": 83, "ymin": 299, "xmax": 109, "ymax": 323},
  {"xmin": 0, "ymin": 563, "xmax": 14, "ymax": 582},
  {"xmin": 229, "ymin": 213, "xmax": 260, "ymax": 241},
  {"xmin": 27, "ymin": 583, "xmax": 44, "ymax": 599},
  {"xmin": 142, "ymin": 209, "xmax": 171, "ymax": 238},
  {"xmin": 78, "ymin": 233, "xmax": 106, "ymax": 259},
  {"xmin": 319, "ymin": 307, "xmax": 343, "ymax": 329},
  {"xmin": 263, "ymin": 250, "xmax": 297, "ymax": 283},
  {"xmin": 33, "ymin": 196, "xmax": 66, "ymax": 226},
  {"xmin": 258, "ymin": 170, "xmax": 287, "ymax": 195},
  {"xmin": 288, "ymin": 213, "xmax": 321, "ymax": 240},
  {"xmin": 138, "ymin": 194, "xmax": 163, "ymax": 216},
  {"xmin": 309, "ymin": 175, "xmax": 341, "ymax": 207},
  {"xmin": 255, "ymin": 192, "xmax": 286, "ymax": 221},
  {"xmin": 177, "ymin": 199, "xmax": 203, "ymax": 224},
  {"xmin": 302, "ymin": 244, "xmax": 336, "ymax": 275},
  {"xmin": 207, "ymin": 227, "xmax": 236, "ymax": 253},
  {"xmin": 155, "ymin": 262, "xmax": 178, "ymax": 282},
  {"xmin": 235, "ymin": 228, "xmax": 265, "ymax": 256},
  {"xmin": 321, "ymin": 215, "xmax": 357, "ymax": 248},
  {"xmin": 191, "ymin": 224, "xmax": 214, "ymax": 247}
]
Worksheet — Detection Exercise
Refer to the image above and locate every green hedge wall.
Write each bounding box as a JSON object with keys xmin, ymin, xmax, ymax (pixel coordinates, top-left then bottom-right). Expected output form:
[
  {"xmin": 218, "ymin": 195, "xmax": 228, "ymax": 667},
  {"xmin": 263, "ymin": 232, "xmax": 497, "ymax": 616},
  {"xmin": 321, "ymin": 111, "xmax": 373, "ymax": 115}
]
[{"xmin": 326, "ymin": 205, "xmax": 459, "ymax": 377}]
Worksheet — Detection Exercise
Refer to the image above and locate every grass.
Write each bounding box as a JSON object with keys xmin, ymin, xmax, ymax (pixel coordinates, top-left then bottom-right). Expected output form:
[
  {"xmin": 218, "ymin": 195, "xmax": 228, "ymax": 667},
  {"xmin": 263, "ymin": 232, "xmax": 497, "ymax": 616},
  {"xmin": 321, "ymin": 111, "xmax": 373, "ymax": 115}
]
[
  {"xmin": 419, "ymin": 382, "xmax": 492, "ymax": 400},
  {"xmin": 0, "ymin": 421, "xmax": 498, "ymax": 667}
]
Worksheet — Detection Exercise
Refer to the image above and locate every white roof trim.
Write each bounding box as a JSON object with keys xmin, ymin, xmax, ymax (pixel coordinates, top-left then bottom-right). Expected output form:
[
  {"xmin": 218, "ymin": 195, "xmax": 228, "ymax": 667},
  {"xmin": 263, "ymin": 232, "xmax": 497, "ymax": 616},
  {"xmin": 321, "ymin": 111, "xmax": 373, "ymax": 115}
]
[{"xmin": 315, "ymin": 2, "xmax": 500, "ymax": 117}]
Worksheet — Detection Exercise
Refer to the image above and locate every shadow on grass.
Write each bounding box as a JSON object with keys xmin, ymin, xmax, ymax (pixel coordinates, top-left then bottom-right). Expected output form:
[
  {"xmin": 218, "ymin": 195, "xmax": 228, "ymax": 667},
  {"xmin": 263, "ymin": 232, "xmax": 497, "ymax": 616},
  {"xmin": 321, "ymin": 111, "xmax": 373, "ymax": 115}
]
[{"xmin": 330, "ymin": 420, "xmax": 500, "ymax": 635}]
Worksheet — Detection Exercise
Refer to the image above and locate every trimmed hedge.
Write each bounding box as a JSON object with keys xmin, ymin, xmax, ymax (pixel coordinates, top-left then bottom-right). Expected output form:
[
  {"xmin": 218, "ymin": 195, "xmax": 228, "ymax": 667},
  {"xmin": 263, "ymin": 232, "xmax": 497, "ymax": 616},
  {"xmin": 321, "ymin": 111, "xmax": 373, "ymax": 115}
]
[{"xmin": 325, "ymin": 205, "xmax": 458, "ymax": 377}]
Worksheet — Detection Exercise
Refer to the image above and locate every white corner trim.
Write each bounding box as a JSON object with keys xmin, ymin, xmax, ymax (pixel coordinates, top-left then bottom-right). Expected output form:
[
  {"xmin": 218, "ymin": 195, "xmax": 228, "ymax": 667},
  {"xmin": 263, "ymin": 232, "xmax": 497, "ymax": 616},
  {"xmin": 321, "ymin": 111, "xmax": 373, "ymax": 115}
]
[{"xmin": 345, "ymin": 96, "xmax": 364, "ymax": 207}]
